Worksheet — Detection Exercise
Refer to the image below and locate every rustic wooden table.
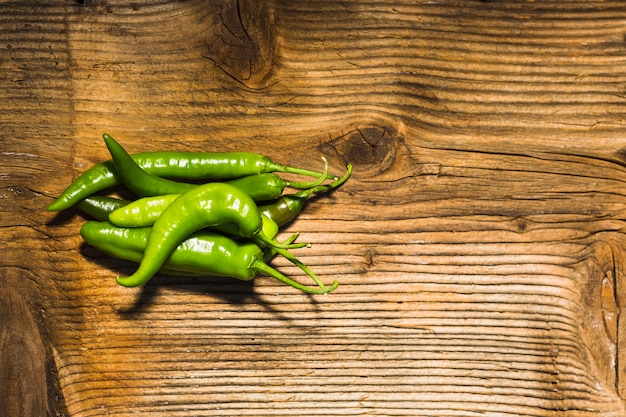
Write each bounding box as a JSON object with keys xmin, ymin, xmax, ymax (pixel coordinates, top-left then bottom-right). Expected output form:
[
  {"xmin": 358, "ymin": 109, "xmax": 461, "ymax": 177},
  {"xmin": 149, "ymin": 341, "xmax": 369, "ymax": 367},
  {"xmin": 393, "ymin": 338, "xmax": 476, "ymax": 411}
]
[{"xmin": 2, "ymin": 1, "xmax": 626, "ymax": 416}]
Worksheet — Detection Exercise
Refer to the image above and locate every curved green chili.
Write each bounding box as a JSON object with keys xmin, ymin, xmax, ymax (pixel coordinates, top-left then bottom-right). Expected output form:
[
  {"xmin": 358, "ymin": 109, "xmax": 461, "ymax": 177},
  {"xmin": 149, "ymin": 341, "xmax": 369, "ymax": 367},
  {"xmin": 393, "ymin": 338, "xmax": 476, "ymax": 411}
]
[
  {"xmin": 47, "ymin": 133, "xmax": 332, "ymax": 211},
  {"xmin": 80, "ymin": 221, "xmax": 336, "ymax": 293},
  {"xmin": 106, "ymin": 194, "xmax": 307, "ymax": 249},
  {"xmin": 116, "ymin": 182, "xmax": 296, "ymax": 287}
]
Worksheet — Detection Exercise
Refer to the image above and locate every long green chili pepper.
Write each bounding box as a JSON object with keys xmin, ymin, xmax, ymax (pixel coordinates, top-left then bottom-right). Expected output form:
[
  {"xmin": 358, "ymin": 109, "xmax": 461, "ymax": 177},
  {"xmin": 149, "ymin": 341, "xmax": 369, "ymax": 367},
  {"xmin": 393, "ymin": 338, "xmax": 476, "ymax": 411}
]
[
  {"xmin": 116, "ymin": 182, "xmax": 298, "ymax": 287},
  {"xmin": 104, "ymin": 134, "xmax": 331, "ymax": 200},
  {"xmin": 260, "ymin": 163, "xmax": 353, "ymax": 227},
  {"xmin": 80, "ymin": 221, "xmax": 336, "ymax": 294},
  {"xmin": 47, "ymin": 133, "xmax": 332, "ymax": 211}
]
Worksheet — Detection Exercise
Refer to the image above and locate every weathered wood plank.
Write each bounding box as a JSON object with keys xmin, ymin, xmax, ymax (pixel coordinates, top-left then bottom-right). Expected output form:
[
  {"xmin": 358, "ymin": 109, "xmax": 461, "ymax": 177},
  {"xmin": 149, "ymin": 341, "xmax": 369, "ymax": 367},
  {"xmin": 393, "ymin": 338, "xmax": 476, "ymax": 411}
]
[
  {"xmin": 2, "ymin": 0, "xmax": 626, "ymax": 416},
  {"xmin": 0, "ymin": 271, "xmax": 49, "ymax": 417}
]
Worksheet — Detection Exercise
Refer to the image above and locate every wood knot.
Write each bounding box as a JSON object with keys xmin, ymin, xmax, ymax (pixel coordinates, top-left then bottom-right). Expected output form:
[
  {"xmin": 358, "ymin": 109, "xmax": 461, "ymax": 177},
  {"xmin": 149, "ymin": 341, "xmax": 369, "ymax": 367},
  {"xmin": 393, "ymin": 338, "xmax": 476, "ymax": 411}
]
[
  {"xmin": 318, "ymin": 124, "xmax": 402, "ymax": 177},
  {"xmin": 203, "ymin": 0, "xmax": 275, "ymax": 89},
  {"xmin": 614, "ymin": 147, "xmax": 626, "ymax": 165},
  {"xmin": 6, "ymin": 185, "xmax": 33, "ymax": 200}
]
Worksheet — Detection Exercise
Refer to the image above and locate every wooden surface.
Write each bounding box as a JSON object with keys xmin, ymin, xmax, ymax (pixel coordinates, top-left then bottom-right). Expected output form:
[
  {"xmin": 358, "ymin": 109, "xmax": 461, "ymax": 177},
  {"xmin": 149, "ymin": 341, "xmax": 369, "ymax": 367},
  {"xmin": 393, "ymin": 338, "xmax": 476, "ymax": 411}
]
[{"xmin": 2, "ymin": 0, "xmax": 626, "ymax": 415}]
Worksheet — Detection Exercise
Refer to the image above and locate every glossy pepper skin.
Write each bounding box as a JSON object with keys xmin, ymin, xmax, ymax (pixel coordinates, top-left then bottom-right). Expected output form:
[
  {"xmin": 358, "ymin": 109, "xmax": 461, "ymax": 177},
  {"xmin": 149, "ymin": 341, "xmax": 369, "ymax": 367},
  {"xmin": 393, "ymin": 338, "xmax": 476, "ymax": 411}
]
[
  {"xmin": 77, "ymin": 196, "xmax": 130, "ymax": 221},
  {"xmin": 108, "ymin": 194, "xmax": 180, "ymax": 227},
  {"xmin": 47, "ymin": 134, "xmax": 329, "ymax": 211},
  {"xmin": 80, "ymin": 221, "xmax": 336, "ymax": 294}
]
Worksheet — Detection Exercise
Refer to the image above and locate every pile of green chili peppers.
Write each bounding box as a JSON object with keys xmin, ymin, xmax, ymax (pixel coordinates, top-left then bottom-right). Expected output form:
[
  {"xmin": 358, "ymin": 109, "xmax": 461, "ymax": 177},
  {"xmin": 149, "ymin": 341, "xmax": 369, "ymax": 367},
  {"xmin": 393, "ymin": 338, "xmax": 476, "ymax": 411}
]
[{"xmin": 48, "ymin": 134, "xmax": 352, "ymax": 294}]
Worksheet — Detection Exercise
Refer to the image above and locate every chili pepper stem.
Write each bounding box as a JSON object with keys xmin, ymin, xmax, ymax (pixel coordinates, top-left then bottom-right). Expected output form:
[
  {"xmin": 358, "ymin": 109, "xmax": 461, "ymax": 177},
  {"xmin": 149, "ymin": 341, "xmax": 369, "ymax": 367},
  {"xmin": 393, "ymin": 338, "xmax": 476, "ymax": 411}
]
[
  {"xmin": 285, "ymin": 157, "xmax": 330, "ymax": 189},
  {"xmin": 294, "ymin": 162, "xmax": 353, "ymax": 199},
  {"xmin": 271, "ymin": 246, "xmax": 334, "ymax": 290},
  {"xmin": 267, "ymin": 162, "xmax": 336, "ymax": 181},
  {"xmin": 253, "ymin": 232, "xmax": 309, "ymax": 250},
  {"xmin": 262, "ymin": 233, "xmax": 300, "ymax": 262},
  {"xmin": 253, "ymin": 261, "xmax": 338, "ymax": 294}
]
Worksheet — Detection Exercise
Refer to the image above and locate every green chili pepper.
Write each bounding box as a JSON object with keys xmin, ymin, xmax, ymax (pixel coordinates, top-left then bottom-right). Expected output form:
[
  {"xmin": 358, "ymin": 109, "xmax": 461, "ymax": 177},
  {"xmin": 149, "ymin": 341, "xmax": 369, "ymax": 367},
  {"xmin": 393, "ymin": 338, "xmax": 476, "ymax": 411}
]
[
  {"xmin": 104, "ymin": 135, "xmax": 331, "ymax": 200},
  {"xmin": 47, "ymin": 133, "xmax": 332, "ymax": 211},
  {"xmin": 77, "ymin": 197, "xmax": 301, "ymax": 271},
  {"xmin": 260, "ymin": 163, "xmax": 353, "ymax": 226},
  {"xmin": 224, "ymin": 171, "xmax": 329, "ymax": 202},
  {"xmin": 77, "ymin": 196, "xmax": 130, "ymax": 221},
  {"xmin": 102, "ymin": 134, "xmax": 200, "ymax": 197},
  {"xmin": 108, "ymin": 194, "xmax": 180, "ymax": 226},
  {"xmin": 106, "ymin": 194, "xmax": 306, "ymax": 249},
  {"xmin": 80, "ymin": 221, "xmax": 336, "ymax": 294},
  {"xmin": 115, "ymin": 182, "xmax": 297, "ymax": 287}
]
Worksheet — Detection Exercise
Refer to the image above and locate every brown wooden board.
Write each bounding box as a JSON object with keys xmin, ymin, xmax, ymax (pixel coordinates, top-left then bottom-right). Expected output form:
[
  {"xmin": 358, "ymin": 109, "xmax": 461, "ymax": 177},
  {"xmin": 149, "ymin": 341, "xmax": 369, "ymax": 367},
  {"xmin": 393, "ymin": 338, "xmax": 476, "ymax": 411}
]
[{"xmin": 2, "ymin": 1, "xmax": 626, "ymax": 415}]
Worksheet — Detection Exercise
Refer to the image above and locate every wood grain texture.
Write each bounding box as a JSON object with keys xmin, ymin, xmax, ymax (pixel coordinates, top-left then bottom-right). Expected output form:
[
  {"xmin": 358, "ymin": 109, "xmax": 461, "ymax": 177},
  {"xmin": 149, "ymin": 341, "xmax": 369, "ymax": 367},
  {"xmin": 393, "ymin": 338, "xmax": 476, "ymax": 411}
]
[
  {"xmin": 2, "ymin": 0, "xmax": 626, "ymax": 415},
  {"xmin": 0, "ymin": 271, "xmax": 49, "ymax": 417}
]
